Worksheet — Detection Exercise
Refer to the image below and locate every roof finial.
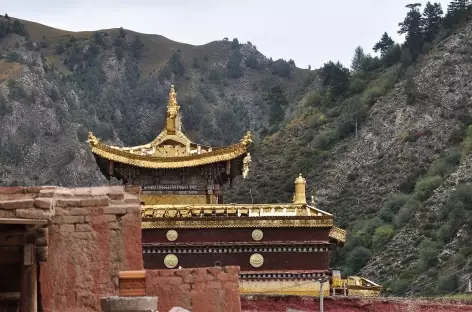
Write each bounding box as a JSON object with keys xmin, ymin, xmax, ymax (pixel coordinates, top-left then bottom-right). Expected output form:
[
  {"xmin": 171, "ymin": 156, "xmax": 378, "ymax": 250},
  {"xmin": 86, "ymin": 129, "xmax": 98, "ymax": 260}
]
[
  {"xmin": 166, "ymin": 85, "xmax": 180, "ymax": 134},
  {"xmin": 169, "ymin": 85, "xmax": 177, "ymax": 108}
]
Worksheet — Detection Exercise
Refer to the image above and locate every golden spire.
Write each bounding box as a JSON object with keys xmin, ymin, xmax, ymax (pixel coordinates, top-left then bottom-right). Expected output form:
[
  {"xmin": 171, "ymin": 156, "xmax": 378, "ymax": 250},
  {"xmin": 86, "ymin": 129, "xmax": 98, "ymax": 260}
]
[{"xmin": 166, "ymin": 85, "xmax": 181, "ymax": 134}]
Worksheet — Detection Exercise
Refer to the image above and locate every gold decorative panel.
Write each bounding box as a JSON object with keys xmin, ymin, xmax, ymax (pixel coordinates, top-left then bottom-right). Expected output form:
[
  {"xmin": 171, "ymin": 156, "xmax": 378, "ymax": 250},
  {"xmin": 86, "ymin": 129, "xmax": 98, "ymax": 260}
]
[
  {"xmin": 251, "ymin": 229, "xmax": 263, "ymax": 241},
  {"xmin": 250, "ymin": 253, "xmax": 264, "ymax": 268},
  {"xmin": 166, "ymin": 230, "xmax": 178, "ymax": 241},
  {"xmin": 164, "ymin": 254, "xmax": 178, "ymax": 268},
  {"xmin": 140, "ymin": 194, "xmax": 208, "ymax": 205},
  {"xmin": 240, "ymin": 279, "xmax": 330, "ymax": 297}
]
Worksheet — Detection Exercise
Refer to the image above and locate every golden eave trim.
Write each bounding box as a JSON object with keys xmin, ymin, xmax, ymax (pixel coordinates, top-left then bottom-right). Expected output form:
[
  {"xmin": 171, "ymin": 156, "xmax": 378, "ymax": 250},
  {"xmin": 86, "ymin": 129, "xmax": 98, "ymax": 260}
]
[
  {"xmin": 88, "ymin": 131, "xmax": 251, "ymax": 169},
  {"xmin": 90, "ymin": 142, "xmax": 248, "ymax": 169},
  {"xmin": 329, "ymin": 226, "xmax": 347, "ymax": 243},
  {"xmin": 141, "ymin": 218, "xmax": 334, "ymax": 229}
]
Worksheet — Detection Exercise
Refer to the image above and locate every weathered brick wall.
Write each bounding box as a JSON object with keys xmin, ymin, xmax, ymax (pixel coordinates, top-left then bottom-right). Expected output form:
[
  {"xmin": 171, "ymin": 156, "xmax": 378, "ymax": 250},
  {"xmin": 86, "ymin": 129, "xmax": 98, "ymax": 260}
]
[
  {"xmin": 241, "ymin": 295, "xmax": 472, "ymax": 312},
  {"xmin": 34, "ymin": 186, "xmax": 144, "ymax": 312},
  {"xmin": 146, "ymin": 266, "xmax": 241, "ymax": 312}
]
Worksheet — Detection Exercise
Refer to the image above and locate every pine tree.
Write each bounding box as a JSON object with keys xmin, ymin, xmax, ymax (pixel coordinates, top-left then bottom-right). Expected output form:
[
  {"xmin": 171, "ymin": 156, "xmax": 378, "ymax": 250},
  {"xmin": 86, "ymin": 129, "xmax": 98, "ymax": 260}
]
[
  {"xmin": 422, "ymin": 2, "xmax": 444, "ymax": 42},
  {"xmin": 351, "ymin": 46, "xmax": 366, "ymax": 74},
  {"xmin": 398, "ymin": 3, "xmax": 424, "ymax": 61},
  {"xmin": 373, "ymin": 32, "xmax": 395, "ymax": 56},
  {"xmin": 444, "ymin": 0, "xmax": 471, "ymax": 28},
  {"xmin": 320, "ymin": 61, "xmax": 350, "ymax": 99}
]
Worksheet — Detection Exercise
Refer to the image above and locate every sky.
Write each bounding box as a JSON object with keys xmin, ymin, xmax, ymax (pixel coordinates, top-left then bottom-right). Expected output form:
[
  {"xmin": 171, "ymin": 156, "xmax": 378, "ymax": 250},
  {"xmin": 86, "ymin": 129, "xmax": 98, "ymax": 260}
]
[{"xmin": 3, "ymin": 0, "xmax": 452, "ymax": 69}]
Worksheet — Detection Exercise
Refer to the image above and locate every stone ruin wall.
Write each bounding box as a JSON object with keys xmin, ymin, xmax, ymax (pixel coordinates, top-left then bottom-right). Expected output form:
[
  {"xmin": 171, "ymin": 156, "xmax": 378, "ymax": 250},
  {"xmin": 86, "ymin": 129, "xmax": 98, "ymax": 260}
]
[
  {"xmin": 0, "ymin": 185, "xmax": 143, "ymax": 312},
  {"xmin": 146, "ymin": 266, "xmax": 241, "ymax": 312}
]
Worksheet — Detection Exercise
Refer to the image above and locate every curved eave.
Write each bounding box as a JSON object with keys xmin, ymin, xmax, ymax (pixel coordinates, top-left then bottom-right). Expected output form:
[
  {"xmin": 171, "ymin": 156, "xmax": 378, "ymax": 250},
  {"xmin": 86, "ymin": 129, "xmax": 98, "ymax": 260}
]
[
  {"xmin": 89, "ymin": 142, "xmax": 249, "ymax": 169},
  {"xmin": 329, "ymin": 226, "xmax": 347, "ymax": 244}
]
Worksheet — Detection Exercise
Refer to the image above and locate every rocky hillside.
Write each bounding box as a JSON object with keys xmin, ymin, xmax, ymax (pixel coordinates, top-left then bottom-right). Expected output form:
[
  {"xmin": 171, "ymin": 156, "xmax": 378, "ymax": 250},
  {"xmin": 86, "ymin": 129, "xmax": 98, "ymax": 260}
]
[{"xmin": 1, "ymin": 2, "xmax": 472, "ymax": 296}]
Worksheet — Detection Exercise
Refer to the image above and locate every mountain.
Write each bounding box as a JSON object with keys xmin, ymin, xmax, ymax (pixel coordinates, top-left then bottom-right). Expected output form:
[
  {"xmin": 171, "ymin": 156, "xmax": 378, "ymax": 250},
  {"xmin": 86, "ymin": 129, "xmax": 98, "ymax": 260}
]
[{"xmin": 1, "ymin": 2, "xmax": 472, "ymax": 296}]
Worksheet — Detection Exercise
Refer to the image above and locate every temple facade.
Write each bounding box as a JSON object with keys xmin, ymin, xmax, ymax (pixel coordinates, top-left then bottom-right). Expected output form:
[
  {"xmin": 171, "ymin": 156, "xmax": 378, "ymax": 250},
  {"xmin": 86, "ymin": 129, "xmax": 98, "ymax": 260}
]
[{"xmin": 88, "ymin": 85, "xmax": 380, "ymax": 297}]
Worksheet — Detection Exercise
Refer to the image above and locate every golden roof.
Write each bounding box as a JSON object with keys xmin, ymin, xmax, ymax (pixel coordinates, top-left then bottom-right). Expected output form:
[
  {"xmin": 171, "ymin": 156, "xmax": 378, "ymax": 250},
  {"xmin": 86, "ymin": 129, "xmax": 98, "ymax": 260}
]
[{"xmin": 87, "ymin": 85, "xmax": 252, "ymax": 168}]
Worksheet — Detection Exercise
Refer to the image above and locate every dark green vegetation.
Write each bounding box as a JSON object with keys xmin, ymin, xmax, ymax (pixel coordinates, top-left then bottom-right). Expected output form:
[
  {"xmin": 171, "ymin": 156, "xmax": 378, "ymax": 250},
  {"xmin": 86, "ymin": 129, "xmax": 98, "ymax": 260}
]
[{"xmin": 1, "ymin": 1, "xmax": 472, "ymax": 296}]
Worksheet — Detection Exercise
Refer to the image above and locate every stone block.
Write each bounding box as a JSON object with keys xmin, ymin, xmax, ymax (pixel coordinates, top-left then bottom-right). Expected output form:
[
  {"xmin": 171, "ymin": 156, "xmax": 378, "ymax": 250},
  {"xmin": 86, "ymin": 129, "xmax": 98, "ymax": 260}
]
[
  {"xmin": 69, "ymin": 208, "xmax": 89, "ymax": 215},
  {"xmin": 60, "ymin": 224, "xmax": 75, "ymax": 232},
  {"xmin": 91, "ymin": 186, "xmax": 109, "ymax": 197},
  {"xmin": 158, "ymin": 270, "xmax": 175, "ymax": 277},
  {"xmin": 53, "ymin": 215, "xmax": 84, "ymax": 224},
  {"xmin": 108, "ymin": 222, "xmax": 120, "ymax": 230},
  {"xmin": 79, "ymin": 197, "xmax": 109, "ymax": 207},
  {"xmin": 75, "ymin": 224, "xmax": 92, "ymax": 232},
  {"xmin": 74, "ymin": 187, "xmax": 92, "ymax": 197},
  {"xmin": 124, "ymin": 198, "xmax": 141, "ymax": 205},
  {"xmin": 34, "ymin": 198, "xmax": 53, "ymax": 209},
  {"xmin": 207, "ymin": 267, "xmax": 222, "ymax": 275},
  {"xmin": 16, "ymin": 208, "xmax": 50, "ymax": 219},
  {"xmin": 54, "ymin": 188, "xmax": 73, "ymax": 197},
  {"xmin": 224, "ymin": 266, "xmax": 240, "ymax": 274},
  {"xmin": 101, "ymin": 296, "xmax": 158, "ymax": 312},
  {"xmin": 25, "ymin": 186, "xmax": 42, "ymax": 193},
  {"xmin": 38, "ymin": 189, "xmax": 56, "ymax": 198},
  {"xmin": 108, "ymin": 187, "xmax": 125, "ymax": 200},
  {"xmin": 55, "ymin": 207, "xmax": 70, "ymax": 216},
  {"xmin": 104, "ymin": 206, "xmax": 127, "ymax": 215},
  {"xmin": 0, "ymin": 186, "xmax": 22, "ymax": 194},
  {"xmin": 0, "ymin": 199, "xmax": 34, "ymax": 209},
  {"xmin": 107, "ymin": 215, "xmax": 117, "ymax": 222},
  {"xmin": 56, "ymin": 199, "xmax": 80, "ymax": 208}
]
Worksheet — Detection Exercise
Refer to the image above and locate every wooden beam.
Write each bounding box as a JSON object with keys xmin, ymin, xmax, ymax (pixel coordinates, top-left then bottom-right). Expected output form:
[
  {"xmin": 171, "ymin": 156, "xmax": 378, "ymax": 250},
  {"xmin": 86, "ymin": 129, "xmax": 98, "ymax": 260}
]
[
  {"xmin": 0, "ymin": 218, "xmax": 48, "ymax": 225},
  {"xmin": 0, "ymin": 292, "xmax": 20, "ymax": 300}
]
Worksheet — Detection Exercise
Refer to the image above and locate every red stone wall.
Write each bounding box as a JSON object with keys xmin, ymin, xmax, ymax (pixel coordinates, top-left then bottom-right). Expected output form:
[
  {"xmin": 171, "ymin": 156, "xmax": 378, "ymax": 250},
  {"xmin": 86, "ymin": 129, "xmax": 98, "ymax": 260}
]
[
  {"xmin": 146, "ymin": 266, "xmax": 241, "ymax": 312},
  {"xmin": 240, "ymin": 295, "xmax": 472, "ymax": 312},
  {"xmin": 37, "ymin": 186, "xmax": 144, "ymax": 312}
]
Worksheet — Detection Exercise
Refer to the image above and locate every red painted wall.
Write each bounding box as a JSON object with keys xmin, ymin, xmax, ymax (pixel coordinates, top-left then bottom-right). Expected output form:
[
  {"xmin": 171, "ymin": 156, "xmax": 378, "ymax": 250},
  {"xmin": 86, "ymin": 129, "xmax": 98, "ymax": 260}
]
[
  {"xmin": 144, "ymin": 251, "xmax": 330, "ymax": 271},
  {"xmin": 240, "ymin": 295, "xmax": 472, "ymax": 312},
  {"xmin": 146, "ymin": 266, "xmax": 241, "ymax": 312}
]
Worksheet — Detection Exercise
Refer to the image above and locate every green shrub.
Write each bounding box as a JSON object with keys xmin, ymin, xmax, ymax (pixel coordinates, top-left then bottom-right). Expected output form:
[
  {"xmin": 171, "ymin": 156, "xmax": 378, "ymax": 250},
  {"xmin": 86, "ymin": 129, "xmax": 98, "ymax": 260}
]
[
  {"xmin": 314, "ymin": 129, "xmax": 338, "ymax": 149},
  {"xmin": 380, "ymin": 193, "xmax": 410, "ymax": 222},
  {"xmin": 390, "ymin": 279, "xmax": 409, "ymax": 294},
  {"xmin": 5, "ymin": 51, "xmax": 22, "ymax": 63},
  {"xmin": 346, "ymin": 246, "xmax": 372, "ymax": 273},
  {"xmin": 394, "ymin": 199, "xmax": 420, "ymax": 228},
  {"xmin": 436, "ymin": 274, "xmax": 459, "ymax": 294},
  {"xmin": 414, "ymin": 175, "xmax": 443, "ymax": 201},
  {"xmin": 461, "ymin": 125, "xmax": 472, "ymax": 157},
  {"xmin": 428, "ymin": 150, "xmax": 461, "ymax": 177},
  {"xmin": 362, "ymin": 86, "xmax": 385, "ymax": 106},
  {"xmin": 372, "ymin": 225, "xmax": 394, "ymax": 251},
  {"xmin": 349, "ymin": 78, "xmax": 367, "ymax": 94}
]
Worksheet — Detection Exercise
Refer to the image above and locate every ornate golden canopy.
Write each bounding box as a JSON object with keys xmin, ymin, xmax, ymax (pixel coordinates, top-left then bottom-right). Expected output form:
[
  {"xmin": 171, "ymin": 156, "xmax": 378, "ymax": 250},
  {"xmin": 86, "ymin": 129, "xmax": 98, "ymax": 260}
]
[{"xmin": 87, "ymin": 85, "xmax": 252, "ymax": 169}]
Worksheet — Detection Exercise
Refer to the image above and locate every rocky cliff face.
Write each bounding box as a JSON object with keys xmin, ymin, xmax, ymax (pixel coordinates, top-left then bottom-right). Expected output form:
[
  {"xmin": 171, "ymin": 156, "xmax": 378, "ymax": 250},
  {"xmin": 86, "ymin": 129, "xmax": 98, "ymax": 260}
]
[{"xmin": 2, "ymin": 16, "xmax": 472, "ymax": 294}]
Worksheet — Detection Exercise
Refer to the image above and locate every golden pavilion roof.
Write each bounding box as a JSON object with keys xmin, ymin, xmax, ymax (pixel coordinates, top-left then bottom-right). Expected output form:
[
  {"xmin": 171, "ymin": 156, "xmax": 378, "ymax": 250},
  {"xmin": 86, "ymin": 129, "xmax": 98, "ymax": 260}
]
[{"xmin": 88, "ymin": 85, "xmax": 252, "ymax": 169}]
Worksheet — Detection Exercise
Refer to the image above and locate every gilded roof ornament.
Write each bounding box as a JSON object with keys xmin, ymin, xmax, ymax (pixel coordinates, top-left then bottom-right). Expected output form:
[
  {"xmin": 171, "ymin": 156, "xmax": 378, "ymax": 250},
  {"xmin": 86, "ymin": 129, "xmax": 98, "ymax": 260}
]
[
  {"xmin": 87, "ymin": 132, "xmax": 99, "ymax": 146},
  {"xmin": 295, "ymin": 173, "xmax": 306, "ymax": 184},
  {"xmin": 242, "ymin": 152, "xmax": 251, "ymax": 179},
  {"xmin": 240, "ymin": 131, "xmax": 252, "ymax": 146}
]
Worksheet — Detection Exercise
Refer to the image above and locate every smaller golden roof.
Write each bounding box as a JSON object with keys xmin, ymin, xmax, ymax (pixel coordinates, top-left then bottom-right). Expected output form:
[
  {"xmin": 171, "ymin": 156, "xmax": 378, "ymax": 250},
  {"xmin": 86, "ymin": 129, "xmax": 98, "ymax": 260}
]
[{"xmin": 88, "ymin": 85, "xmax": 252, "ymax": 169}]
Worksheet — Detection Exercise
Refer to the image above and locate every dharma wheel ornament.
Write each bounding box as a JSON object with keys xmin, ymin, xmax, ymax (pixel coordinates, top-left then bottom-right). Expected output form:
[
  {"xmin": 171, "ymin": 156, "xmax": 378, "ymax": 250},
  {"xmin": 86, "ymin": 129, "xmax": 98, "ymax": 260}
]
[
  {"xmin": 164, "ymin": 254, "xmax": 178, "ymax": 268},
  {"xmin": 166, "ymin": 230, "xmax": 178, "ymax": 241},
  {"xmin": 250, "ymin": 253, "xmax": 264, "ymax": 268},
  {"xmin": 251, "ymin": 229, "xmax": 263, "ymax": 241}
]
